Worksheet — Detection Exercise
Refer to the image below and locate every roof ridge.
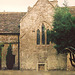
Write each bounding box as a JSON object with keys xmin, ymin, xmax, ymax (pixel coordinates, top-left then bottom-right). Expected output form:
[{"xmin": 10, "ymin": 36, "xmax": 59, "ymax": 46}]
[
  {"xmin": 0, "ymin": 12, "xmax": 26, "ymax": 14},
  {"xmin": 69, "ymin": 6, "xmax": 75, "ymax": 8},
  {"xmin": 0, "ymin": 12, "xmax": 26, "ymax": 33},
  {"xmin": 20, "ymin": 0, "xmax": 54, "ymax": 22}
]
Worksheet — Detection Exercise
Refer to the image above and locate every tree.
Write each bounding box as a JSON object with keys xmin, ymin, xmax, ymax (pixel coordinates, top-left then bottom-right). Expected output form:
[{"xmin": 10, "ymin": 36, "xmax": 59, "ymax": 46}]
[
  {"xmin": 49, "ymin": 6, "xmax": 75, "ymax": 53},
  {"xmin": 6, "ymin": 43, "xmax": 15, "ymax": 69},
  {"xmin": 7, "ymin": 43, "xmax": 12, "ymax": 56},
  {"xmin": 0, "ymin": 42, "xmax": 4, "ymax": 69},
  {"xmin": 0, "ymin": 42, "xmax": 4, "ymax": 59}
]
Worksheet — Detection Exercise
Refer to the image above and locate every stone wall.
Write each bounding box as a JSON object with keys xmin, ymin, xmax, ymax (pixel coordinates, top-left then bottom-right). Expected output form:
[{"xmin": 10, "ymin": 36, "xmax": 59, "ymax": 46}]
[
  {"xmin": 47, "ymin": 44, "xmax": 67, "ymax": 70},
  {"xmin": 20, "ymin": 0, "xmax": 67, "ymax": 71},
  {"xmin": 0, "ymin": 35, "xmax": 18, "ymax": 69},
  {"xmin": 67, "ymin": 53, "xmax": 75, "ymax": 71}
]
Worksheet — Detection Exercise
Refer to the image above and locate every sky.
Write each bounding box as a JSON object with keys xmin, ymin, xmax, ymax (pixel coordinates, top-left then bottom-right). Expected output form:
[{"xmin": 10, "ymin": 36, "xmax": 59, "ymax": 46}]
[{"xmin": 0, "ymin": 0, "xmax": 75, "ymax": 12}]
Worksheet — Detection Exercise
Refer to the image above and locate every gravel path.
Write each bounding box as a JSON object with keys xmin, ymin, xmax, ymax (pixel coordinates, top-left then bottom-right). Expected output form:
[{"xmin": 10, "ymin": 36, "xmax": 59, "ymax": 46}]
[{"xmin": 0, "ymin": 70, "xmax": 75, "ymax": 75}]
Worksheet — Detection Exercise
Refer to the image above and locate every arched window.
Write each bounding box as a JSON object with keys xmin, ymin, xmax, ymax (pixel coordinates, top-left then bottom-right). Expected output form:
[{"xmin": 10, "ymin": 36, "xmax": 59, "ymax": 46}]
[
  {"xmin": 47, "ymin": 29, "xmax": 50, "ymax": 44},
  {"xmin": 42, "ymin": 24, "xmax": 45, "ymax": 44},
  {"xmin": 37, "ymin": 29, "xmax": 40, "ymax": 44}
]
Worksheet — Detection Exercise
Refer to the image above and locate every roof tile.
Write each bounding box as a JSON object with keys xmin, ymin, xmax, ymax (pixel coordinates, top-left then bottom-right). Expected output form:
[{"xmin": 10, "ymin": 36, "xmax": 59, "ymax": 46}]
[{"xmin": 0, "ymin": 12, "xmax": 26, "ymax": 33}]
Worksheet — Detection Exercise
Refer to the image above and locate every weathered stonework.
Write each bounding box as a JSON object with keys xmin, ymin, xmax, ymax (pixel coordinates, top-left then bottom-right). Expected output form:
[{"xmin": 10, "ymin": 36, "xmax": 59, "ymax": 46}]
[
  {"xmin": 0, "ymin": 35, "xmax": 18, "ymax": 43},
  {"xmin": 20, "ymin": 0, "xmax": 67, "ymax": 71},
  {"xmin": 67, "ymin": 53, "xmax": 75, "ymax": 71},
  {"xmin": 0, "ymin": 0, "xmax": 74, "ymax": 71},
  {"xmin": 0, "ymin": 35, "xmax": 19, "ymax": 69}
]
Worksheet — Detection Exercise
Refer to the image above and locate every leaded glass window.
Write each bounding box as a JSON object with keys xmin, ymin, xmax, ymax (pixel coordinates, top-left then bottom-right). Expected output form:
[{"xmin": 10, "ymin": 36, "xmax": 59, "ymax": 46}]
[
  {"xmin": 37, "ymin": 29, "xmax": 40, "ymax": 44},
  {"xmin": 47, "ymin": 29, "xmax": 50, "ymax": 44},
  {"xmin": 42, "ymin": 24, "xmax": 45, "ymax": 44}
]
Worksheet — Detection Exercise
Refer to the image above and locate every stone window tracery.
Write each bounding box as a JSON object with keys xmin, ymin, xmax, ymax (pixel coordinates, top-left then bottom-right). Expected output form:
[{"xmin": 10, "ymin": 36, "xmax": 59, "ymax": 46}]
[
  {"xmin": 37, "ymin": 29, "xmax": 40, "ymax": 44},
  {"xmin": 37, "ymin": 23, "xmax": 50, "ymax": 45},
  {"xmin": 47, "ymin": 29, "xmax": 50, "ymax": 44},
  {"xmin": 42, "ymin": 24, "xmax": 45, "ymax": 44}
]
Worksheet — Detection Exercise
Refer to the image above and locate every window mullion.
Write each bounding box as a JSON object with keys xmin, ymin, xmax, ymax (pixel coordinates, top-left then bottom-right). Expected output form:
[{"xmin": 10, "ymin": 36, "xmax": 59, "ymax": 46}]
[
  {"xmin": 40, "ymin": 29, "xmax": 42, "ymax": 45},
  {"xmin": 45, "ymin": 30, "xmax": 46, "ymax": 45}
]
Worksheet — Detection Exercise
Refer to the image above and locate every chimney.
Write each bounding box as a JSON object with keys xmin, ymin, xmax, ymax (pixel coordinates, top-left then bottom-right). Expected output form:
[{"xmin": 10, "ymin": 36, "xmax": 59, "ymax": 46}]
[{"xmin": 28, "ymin": 6, "xmax": 32, "ymax": 12}]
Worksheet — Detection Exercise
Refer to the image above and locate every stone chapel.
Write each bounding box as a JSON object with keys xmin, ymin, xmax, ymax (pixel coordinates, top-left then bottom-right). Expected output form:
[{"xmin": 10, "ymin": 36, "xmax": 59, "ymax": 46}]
[
  {"xmin": 0, "ymin": 0, "xmax": 75, "ymax": 71},
  {"xmin": 20, "ymin": 0, "xmax": 67, "ymax": 71}
]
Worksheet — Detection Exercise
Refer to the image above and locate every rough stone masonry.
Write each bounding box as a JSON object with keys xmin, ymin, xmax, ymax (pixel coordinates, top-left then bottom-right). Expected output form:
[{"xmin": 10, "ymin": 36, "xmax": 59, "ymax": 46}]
[{"xmin": 20, "ymin": 0, "xmax": 67, "ymax": 71}]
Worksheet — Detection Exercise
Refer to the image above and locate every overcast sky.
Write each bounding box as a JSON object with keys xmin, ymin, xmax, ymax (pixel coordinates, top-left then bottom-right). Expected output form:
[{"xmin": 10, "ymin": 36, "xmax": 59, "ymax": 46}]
[{"xmin": 0, "ymin": 0, "xmax": 75, "ymax": 12}]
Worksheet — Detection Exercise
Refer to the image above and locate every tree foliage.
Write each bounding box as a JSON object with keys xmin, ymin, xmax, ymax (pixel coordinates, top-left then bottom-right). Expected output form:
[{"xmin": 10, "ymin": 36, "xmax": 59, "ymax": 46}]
[
  {"xmin": 7, "ymin": 43, "xmax": 12, "ymax": 56},
  {"xmin": 49, "ymin": 6, "xmax": 75, "ymax": 53},
  {"xmin": 0, "ymin": 42, "xmax": 4, "ymax": 59}
]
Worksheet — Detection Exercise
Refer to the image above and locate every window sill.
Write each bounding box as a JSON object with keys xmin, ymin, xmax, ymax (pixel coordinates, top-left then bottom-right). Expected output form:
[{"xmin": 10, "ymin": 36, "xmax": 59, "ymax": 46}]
[{"xmin": 36, "ymin": 44, "xmax": 50, "ymax": 47}]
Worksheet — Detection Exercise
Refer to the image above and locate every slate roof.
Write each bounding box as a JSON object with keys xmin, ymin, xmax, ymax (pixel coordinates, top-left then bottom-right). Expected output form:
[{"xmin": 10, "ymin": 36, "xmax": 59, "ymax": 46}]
[
  {"xmin": 0, "ymin": 12, "xmax": 26, "ymax": 34},
  {"xmin": 0, "ymin": 6, "xmax": 75, "ymax": 34},
  {"xmin": 69, "ymin": 6, "xmax": 75, "ymax": 16}
]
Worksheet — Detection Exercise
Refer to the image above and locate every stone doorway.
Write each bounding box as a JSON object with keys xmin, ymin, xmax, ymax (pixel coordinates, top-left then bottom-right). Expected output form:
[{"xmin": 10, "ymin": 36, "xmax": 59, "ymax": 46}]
[{"xmin": 37, "ymin": 63, "xmax": 46, "ymax": 71}]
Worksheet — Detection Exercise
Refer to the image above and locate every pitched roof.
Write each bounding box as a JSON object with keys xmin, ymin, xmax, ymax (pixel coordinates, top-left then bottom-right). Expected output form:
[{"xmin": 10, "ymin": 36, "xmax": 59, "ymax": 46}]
[
  {"xmin": 69, "ymin": 6, "xmax": 75, "ymax": 16},
  {"xmin": 0, "ymin": 12, "xmax": 26, "ymax": 34},
  {"xmin": 0, "ymin": 6, "xmax": 75, "ymax": 34}
]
